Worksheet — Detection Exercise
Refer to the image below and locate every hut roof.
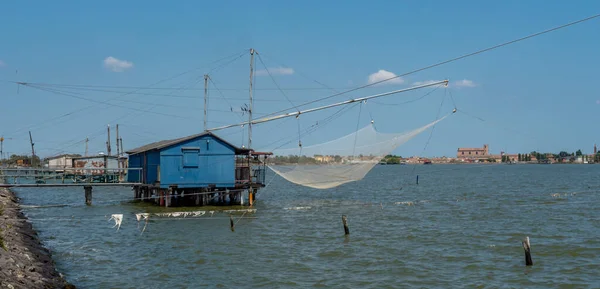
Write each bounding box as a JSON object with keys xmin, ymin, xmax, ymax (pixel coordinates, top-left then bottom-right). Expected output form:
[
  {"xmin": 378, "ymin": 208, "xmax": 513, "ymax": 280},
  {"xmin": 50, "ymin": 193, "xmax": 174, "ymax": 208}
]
[{"xmin": 125, "ymin": 132, "xmax": 250, "ymax": 155}]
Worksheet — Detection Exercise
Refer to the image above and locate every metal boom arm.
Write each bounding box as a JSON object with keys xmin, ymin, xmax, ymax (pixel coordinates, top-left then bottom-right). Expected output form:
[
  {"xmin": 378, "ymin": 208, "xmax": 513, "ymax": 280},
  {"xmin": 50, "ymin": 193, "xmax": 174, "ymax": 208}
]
[{"xmin": 207, "ymin": 80, "xmax": 448, "ymax": 132}]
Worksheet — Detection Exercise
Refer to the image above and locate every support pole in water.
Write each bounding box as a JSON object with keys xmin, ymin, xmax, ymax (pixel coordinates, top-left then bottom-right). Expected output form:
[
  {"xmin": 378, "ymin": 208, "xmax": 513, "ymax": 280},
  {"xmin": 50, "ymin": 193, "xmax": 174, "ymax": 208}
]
[
  {"xmin": 416, "ymin": 175, "xmax": 419, "ymax": 185},
  {"xmin": 523, "ymin": 236, "xmax": 533, "ymax": 266},
  {"xmin": 84, "ymin": 185, "xmax": 92, "ymax": 206},
  {"xmin": 342, "ymin": 215, "xmax": 349, "ymax": 235},
  {"xmin": 248, "ymin": 188, "xmax": 254, "ymax": 206},
  {"xmin": 230, "ymin": 215, "xmax": 235, "ymax": 232}
]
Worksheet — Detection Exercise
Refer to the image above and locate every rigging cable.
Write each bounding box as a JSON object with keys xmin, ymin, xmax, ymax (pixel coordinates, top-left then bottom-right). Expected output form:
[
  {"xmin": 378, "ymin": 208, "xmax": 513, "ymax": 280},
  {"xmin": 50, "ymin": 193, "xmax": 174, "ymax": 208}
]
[
  {"xmin": 255, "ymin": 52, "xmax": 301, "ymax": 113},
  {"xmin": 1, "ymin": 49, "xmax": 248, "ymax": 138},
  {"xmin": 404, "ymin": 86, "xmax": 449, "ymax": 188},
  {"xmin": 208, "ymin": 77, "xmax": 245, "ymax": 122},
  {"xmin": 257, "ymin": 13, "xmax": 600, "ymax": 119},
  {"xmin": 351, "ymin": 102, "xmax": 364, "ymax": 158}
]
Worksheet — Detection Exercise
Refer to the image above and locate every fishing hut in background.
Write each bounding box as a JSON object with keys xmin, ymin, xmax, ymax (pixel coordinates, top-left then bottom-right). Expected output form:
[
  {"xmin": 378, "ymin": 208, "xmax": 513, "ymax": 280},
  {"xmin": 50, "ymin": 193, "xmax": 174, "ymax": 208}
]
[{"xmin": 126, "ymin": 131, "xmax": 271, "ymax": 207}]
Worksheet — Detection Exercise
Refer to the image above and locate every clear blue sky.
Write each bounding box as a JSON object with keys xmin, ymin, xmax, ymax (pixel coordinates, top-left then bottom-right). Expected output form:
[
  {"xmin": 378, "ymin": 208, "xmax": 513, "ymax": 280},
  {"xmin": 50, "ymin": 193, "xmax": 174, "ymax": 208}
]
[{"xmin": 1, "ymin": 0, "xmax": 599, "ymax": 158}]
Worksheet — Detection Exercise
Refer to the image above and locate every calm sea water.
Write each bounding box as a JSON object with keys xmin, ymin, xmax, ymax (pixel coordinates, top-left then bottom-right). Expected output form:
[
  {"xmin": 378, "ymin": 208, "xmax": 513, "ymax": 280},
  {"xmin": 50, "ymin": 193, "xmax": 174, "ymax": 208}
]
[{"xmin": 12, "ymin": 164, "xmax": 600, "ymax": 288}]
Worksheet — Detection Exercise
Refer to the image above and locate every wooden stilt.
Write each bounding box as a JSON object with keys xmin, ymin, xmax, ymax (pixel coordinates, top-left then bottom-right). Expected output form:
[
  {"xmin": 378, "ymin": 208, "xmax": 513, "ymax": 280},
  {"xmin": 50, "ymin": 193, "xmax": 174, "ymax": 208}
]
[
  {"xmin": 248, "ymin": 188, "xmax": 254, "ymax": 206},
  {"xmin": 230, "ymin": 215, "xmax": 235, "ymax": 232},
  {"xmin": 342, "ymin": 215, "xmax": 349, "ymax": 235},
  {"xmin": 159, "ymin": 190, "xmax": 164, "ymax": 206},
  {"xmin": 84, "ymin": 185, "xmax": 93, "ymax": 206},
  {"xmin": 166, "ymin": 187, "xmax": 172, "ymax": 207},
  {"xmin": 523, "ymin": 236, "xmax": 533, "ymax": 266}
]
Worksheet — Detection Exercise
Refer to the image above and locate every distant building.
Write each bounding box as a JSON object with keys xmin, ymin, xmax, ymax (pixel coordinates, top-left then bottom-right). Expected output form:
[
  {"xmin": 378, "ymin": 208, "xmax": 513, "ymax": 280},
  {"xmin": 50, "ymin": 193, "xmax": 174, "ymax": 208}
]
[
  {"xmin": 457, "ymin": 144, "xmax": 489, "ymax": 158},
  {"xmin": 72, "ymin": 155, "xmax": 119, "ymax": 175},
  {"xmin": 314, "ymin": 155, "xmax": 334, "ymax": 163},
  {"xmin": 47, "ymin": 154, "xmax": 79, "ymax": 171}
]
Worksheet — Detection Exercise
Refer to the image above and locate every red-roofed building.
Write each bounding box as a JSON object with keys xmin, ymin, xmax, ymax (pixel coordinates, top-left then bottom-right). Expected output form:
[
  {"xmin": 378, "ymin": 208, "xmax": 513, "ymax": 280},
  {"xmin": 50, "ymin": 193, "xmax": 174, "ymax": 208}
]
[{"xmin": 457, "ymin": 144, "xmax": 489, "ymax": 158}]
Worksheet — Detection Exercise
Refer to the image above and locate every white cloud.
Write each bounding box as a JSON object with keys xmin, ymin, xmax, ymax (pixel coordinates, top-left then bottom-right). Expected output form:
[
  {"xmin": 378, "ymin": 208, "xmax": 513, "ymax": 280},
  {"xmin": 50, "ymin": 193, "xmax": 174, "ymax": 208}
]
[
  {"xmin": 453, "ymin": 79, "xmax": 476, "ymax": 88},
  {"xmin": 255, "ymin": 67, "xmax": 294, "ymax": 76},
  {"xmin": 103, "ymin": 56, "xmax": 133, "ymax": 72},
  {"xmin": 0, "ymin": 60, "xmax": 5, "ymax": 67},
  {"xmin": 367, "ymin": 69, "xmax": 404, "ymax": 85}
]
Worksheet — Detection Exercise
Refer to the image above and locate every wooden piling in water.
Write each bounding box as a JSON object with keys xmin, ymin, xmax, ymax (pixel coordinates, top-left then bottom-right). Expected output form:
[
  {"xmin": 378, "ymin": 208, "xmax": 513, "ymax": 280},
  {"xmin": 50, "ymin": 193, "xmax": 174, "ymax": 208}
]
[
  {"xmin": 248, "ymin": 188, "xmax": 254, "ymax": 206},
  {"xmin": 342, "ymin": 215, "xmax": 349, "ymax": 235},
  {"xmin": 523, "ymin": 236, "xmax": 533, "ymax": 266},
  {"xmin": 230, "ymin": 215, "xmax": 235, "ymax": 232},
  {"xmin": 166, "ymin": 187, "xmax": 173, "ymax": 207},
  {"xmin": 84, "ymin": 185, "xmax": 93, "ymax": 206}
]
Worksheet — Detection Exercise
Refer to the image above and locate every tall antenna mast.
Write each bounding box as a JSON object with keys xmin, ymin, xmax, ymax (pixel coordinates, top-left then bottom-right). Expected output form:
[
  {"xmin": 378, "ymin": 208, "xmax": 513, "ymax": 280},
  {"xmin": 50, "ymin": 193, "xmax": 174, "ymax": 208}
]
[
  {"xmin": 106, "ymin": 124, "xmax": 112, "ymax": 156},
  {"xmin": 248, "ymin": 48, "xmax": 255, "ymax": 149},
  {"xmin": 116, "ymin": 124, "xmax": 120, "ymax": 157},
  {"xmin": 85, "ymin": 137, "xmax": 89, "ymax": 157},
  {"xmin": 204, "ymin": 74, "xmax": 209, "ymax": 131},
  {"xmin": 28, "ymin": 131, "xmax": 35, "ymax": 167},
  {"xmin": 116, "ymin": 124, "xmax": 121, "ymax": 173}
]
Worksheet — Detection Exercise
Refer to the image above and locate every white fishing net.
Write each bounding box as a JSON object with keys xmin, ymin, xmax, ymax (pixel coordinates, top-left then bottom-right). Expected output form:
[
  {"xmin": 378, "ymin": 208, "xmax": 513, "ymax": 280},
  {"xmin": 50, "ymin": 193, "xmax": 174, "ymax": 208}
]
[{"xmin": 266, "ymin": 114, "xmax": 450, "ymax": 189}]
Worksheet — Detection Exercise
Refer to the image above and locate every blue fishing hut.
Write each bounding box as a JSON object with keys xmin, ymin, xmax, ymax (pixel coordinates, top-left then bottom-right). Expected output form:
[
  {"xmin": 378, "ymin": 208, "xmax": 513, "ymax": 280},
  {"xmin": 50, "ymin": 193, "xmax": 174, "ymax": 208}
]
[{"xmin": 126, "ymin": 132, "xmax": 270, "ymax": 207}]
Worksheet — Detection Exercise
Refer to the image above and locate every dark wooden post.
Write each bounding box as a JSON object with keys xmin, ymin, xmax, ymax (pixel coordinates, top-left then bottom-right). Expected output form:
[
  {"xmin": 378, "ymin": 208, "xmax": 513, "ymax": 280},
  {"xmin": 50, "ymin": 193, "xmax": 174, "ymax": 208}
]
[
  {"xmin": 523, "ymin": 236, "xmax": 533, "ymax": 266},
  {"xmin": 230, "ymin": 215, "xmax": 235, "ymax": 232},
  {"xmin": 84, "ymin": 185, "xmax": 93, "ymax": 206},
  {"xmin": 342, "ymin": 215, "xmax": 349, "ymax": 235}
]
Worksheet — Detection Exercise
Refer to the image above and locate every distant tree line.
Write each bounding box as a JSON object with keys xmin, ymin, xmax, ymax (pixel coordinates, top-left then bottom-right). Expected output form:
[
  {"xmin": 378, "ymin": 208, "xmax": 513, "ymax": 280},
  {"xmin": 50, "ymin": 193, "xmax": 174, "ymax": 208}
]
[
  {"xmin": 0, "ymin": 154, "xmax": 42, "ymax": 167},
  {"xmin": 512, "ymin": 149, "xmax": 600, "ymax": 163},
  {"xmin": 382, "ymin": 154, "xmax": 403, "ymax": 164}
]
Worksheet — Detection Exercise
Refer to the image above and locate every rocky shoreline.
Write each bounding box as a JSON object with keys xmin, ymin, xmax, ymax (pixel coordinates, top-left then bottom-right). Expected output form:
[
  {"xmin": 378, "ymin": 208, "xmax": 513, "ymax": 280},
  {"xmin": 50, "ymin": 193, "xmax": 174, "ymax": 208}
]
[{"xmin": 0, "ymin": 186, "xmax": 75, "ymax": 289}]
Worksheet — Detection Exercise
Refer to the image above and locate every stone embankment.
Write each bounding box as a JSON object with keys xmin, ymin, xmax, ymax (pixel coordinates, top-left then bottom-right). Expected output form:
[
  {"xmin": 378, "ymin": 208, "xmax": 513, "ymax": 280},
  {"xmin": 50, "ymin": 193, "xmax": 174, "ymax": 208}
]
[{"xmin": 0, "ymin": 186, "xmax": 75, "ymax": 289}]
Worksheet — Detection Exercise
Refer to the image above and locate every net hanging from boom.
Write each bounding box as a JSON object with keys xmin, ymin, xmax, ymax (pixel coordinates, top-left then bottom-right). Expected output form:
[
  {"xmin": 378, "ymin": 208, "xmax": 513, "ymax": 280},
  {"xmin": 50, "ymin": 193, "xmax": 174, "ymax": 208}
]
[{"xmin": 266, "ymin": 113, "xmax": 451, "ymax": 189}]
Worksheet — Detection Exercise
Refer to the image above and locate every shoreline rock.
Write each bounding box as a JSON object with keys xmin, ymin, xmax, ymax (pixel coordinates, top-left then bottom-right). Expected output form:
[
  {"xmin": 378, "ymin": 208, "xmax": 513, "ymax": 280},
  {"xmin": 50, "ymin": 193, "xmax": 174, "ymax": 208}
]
[{"xmin": 0, "ymin": 187, "xmax": 75, "ymax": 289}]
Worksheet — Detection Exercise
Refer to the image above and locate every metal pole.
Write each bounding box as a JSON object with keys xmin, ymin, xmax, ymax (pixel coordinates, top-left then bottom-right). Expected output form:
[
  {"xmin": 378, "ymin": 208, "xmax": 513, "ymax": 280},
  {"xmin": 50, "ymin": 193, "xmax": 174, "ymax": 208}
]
[
  {"xmin": 248, "ymin": 48, "xmax": 255, "ymax": 149},
  {"xmin": 204, "ymin": 74, "xmax": 209, "ymax": 131},
  {"xmin": 116, "ymin": 124, "xmax": 120, "ymax": 158},
  {"xmin": 116, "ymin": 124, "xmax": 121, "ymax": 175},
  {"xmin": 107, "ymin": 124, "xmax": 112, "ymax": 156},
  {"xmin": 207, "ymin": 80, "xmax": 449, "ymax": 132},
  {"xmin": 85, "ymin": 137, "xmax": 89, "ymax": 157},
  {"xmin": 29, "ymin": 131, "xmax": 35, "ymax": 167}
]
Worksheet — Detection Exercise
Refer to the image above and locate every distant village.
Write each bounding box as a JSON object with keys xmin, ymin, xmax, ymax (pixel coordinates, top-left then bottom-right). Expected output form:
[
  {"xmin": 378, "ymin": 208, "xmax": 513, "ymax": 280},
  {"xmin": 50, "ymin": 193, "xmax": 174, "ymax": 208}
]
[
  {"xmin": 267, "ymin": 144, "xmax": 600, "ymax": 165},
  {"xmin": 0, "ymin": 153, "xmax": 127, "ymax": 173},
  {"xmin": 3, "ymin": 143, "xmax": 599, "ymax": 169}
]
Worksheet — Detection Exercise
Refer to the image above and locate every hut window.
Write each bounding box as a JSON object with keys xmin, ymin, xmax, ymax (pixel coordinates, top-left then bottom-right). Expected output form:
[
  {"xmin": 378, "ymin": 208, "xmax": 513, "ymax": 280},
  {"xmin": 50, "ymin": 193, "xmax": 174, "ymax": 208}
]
[{"xmin": 182, "ymin": 147, "xmax": 200, "ymax": 168}]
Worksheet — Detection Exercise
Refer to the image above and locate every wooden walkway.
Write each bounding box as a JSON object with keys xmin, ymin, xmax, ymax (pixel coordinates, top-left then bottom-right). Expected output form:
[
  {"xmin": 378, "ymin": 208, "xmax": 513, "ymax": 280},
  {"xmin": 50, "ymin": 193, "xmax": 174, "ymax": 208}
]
[{"xmin": 0, "ymin": 183, "xmax": 141, "ymax": 188}]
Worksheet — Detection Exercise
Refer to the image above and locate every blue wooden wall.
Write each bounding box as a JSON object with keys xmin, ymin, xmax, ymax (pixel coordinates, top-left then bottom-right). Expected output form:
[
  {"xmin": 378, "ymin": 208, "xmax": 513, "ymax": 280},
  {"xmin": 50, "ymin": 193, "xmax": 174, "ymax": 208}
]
[
  {"xmin": 146, "ymin": 151, "xmax": 160, "ymax": 185},
  {"xmin": 127, "ymin": 134, "xmax": 236, "ymax": 188},
  {"xmin": 127, "ymin": 154, "xmax": 142, "ymax": 183},
  {"xmin": 159, "ymin": 135, "xmax": 235, "ymax": 188}
]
